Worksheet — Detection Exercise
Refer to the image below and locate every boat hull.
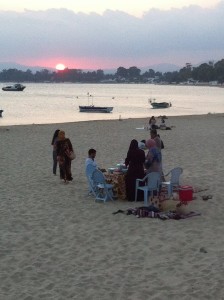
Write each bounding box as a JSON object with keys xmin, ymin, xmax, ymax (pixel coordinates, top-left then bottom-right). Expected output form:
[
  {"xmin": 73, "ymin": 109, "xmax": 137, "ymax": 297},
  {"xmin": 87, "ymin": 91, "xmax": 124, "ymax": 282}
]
[
  {"xmin": 2, "ymin": 88, "xmax": 25, "ymax": 91},
  {"xmin": 2, "ymin": 84, "xmax": 26, "ymax": 91},
  {"xmin": 79, "ymin": 106, "xmax": 113, "ymax": 113},
  {"xmin": 151, "ymin": 102, "xmax": 170, "ymax": 109}
]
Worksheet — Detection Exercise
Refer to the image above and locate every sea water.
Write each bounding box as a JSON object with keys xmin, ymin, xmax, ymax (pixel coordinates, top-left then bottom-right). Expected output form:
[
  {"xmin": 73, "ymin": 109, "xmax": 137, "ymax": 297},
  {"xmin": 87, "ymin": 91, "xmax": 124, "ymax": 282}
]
[{"xmin": 0, "ymin": 83, "xmax": 223, "ymax": 126}]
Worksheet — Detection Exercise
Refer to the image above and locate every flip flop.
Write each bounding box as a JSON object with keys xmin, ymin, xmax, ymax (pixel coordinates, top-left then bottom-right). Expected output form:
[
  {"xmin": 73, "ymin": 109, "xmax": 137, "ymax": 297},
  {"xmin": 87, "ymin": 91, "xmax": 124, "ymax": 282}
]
[{"xmin": 202, "ymin": 195, "xmax": 213, "ymax": 201}]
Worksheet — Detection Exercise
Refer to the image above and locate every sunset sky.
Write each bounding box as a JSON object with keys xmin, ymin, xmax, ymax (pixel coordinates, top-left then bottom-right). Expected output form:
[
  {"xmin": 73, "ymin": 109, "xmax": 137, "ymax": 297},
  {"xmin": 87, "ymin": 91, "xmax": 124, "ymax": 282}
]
[
  {"xmin": 1, "ymin": 1, "xmax": 220, "ymax": 16},
  {"xmin": 0, "ymin": 0, "xmax": 223, "ymax": 70}
]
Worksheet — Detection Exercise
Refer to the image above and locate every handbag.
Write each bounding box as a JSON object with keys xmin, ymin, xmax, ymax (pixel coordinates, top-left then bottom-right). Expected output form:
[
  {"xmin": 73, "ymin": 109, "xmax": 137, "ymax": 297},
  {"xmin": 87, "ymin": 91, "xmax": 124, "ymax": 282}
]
[
  {"xmin": 69, "ymin": 151, "xmax": 76, "ymax": 160},
  {"xmin": 66, "ymin": 150, "xmax": 76, "ymax": 160}
]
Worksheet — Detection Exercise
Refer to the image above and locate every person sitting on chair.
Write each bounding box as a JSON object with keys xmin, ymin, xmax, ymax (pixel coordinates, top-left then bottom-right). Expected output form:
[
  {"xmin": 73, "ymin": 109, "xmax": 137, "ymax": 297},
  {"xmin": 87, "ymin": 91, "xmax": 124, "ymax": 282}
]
[
  {"xmin": 85, "ymin": 148, "xmax": 106, "ymax": 172},
  {"xmin": 85, "ymin": 148, "xmax": 97, "ymax": 169}
]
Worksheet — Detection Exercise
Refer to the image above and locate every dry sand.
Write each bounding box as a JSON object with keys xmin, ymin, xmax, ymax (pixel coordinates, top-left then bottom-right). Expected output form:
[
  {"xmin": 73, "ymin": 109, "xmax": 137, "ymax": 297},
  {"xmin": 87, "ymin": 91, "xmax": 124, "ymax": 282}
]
[{"xmin": 1, "ymin": 114, "xmax": 224, "ymax": 300}]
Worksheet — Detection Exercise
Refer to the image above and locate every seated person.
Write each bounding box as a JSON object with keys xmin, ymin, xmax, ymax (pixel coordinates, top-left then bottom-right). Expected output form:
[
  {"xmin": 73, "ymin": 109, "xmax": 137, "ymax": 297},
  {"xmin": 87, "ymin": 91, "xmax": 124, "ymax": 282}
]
[
  {"xmin": 86, "ymin": 148, "xmax": 105, "ymax": 195},
  {"xmin": 149, "ymin": 116, "xmax": 159, "ymax": 130},
  {"xmin": 159, "ymin": 116, "xmax": 171, "ymax": 130},
  {"xmin": 85, "ymin": 148, "xmax": 106, "ymax": 172},
  {"xmin": 85, "ymin": 148, "xmax": 97, "ymax": 168}
]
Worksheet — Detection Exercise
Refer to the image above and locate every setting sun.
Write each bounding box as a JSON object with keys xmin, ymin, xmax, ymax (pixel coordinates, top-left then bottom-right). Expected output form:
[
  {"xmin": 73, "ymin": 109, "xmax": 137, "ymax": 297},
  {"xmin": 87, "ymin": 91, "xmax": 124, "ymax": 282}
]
[{"xmin": 55, "ymin": 63, "xmax": 66, "ymax": 70}]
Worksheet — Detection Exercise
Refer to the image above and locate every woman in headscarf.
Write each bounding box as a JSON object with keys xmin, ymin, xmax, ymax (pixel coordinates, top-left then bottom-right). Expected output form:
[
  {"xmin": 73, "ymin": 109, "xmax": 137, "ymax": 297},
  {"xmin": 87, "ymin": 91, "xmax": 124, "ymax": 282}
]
[
  {"xmin": 125, "ymin": 139, "xmax": 145, "ymax": 201},
  {"xmin": 56, "ymin": 130, "xmax": 74, "ymax": 182},
  {"xmin": 145, "ymin": 139, "xmax": 161, "ymax": 174}
]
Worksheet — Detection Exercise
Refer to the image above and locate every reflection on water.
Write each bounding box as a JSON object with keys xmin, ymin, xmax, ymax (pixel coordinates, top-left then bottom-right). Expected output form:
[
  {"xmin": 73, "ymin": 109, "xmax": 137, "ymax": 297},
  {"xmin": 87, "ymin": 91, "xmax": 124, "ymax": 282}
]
[{"xmin": 0, "ymin": 83, "xmax": 223, "ymax": 126}]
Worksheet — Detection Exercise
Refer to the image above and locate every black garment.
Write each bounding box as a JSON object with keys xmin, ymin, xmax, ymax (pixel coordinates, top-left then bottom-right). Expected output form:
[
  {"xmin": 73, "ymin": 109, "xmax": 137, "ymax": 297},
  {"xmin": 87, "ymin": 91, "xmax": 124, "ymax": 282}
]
[
  {"xmin": 125, "ymin": 141, "xmax": 145, "ymax": 201},
  {"xmin": 51, "ymin": 129, "xmax": 60, "ymax": 175},
  {"xmin": 151, "ymin": 124, "xmax": 159, "ymax": 130},
  {"xmin": 53, "ymin": 150, "xmax": 57, "ymax": 174},
  {"xmin": 56, "ymin": 138, "xmax": 73, "ymax": 181}
]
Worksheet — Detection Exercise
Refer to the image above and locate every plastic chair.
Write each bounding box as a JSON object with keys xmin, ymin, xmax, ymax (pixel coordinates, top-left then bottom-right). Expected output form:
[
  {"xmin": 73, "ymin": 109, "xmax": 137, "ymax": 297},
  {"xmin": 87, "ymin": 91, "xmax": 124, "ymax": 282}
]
[
  {"xmin": 161, "ymin": 167, "xmax": 183, "ymax": 197},
  {"xmin": 135, "ymin": 172, "xmax": 161, "ymax": 206},
  {"xmin": 85, "ymin": 164, "xmax": 97, "ymax": 196},
  {"xmin": 92, "ymin": 169, "xmax": 114, "ymax": 202}
]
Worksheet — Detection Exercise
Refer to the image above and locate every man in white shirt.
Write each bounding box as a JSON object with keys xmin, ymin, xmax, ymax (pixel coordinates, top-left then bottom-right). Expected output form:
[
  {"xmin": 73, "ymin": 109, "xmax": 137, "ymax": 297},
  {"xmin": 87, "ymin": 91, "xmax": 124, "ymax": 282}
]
[
  {"xmin": 85, "ymin": 148, "xmax": 98, "ymax": 195},
  {"xmin": 85, "ymin": 148, "xmax": 107, "ymax": 173},
  {"xmin": 85, "ymin": 148, "xmax": 98, "ymax": 169}
]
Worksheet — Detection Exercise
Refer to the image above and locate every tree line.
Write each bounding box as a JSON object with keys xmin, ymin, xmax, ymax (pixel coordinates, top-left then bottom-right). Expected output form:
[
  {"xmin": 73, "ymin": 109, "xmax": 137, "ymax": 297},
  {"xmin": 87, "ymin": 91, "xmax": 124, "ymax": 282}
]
[{"xmin": 0, "ymin": 59, "xmax": 224, "ymax": 84}]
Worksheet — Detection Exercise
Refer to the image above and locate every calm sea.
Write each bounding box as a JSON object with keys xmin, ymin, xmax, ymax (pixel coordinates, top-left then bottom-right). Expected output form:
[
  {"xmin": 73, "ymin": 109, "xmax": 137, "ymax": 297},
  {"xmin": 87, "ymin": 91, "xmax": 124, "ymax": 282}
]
[{"xmin": 0, "ymin": 83, "xmax": 223, "ymax": 126}]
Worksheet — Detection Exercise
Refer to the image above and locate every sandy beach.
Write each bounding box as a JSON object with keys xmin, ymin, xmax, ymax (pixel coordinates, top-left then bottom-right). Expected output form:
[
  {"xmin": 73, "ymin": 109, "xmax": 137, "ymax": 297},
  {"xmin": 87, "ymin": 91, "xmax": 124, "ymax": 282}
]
[{"xmin": 1, "ymin": 113, "xmax": 224, "ymax": 300}]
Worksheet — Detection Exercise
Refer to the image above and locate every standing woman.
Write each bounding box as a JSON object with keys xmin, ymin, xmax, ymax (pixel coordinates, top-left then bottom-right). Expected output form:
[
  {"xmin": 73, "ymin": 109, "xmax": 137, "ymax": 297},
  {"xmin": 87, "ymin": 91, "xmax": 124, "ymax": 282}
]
[
  {"xmin": 56, "ymin": 130, "xmax": 74, "ymax": 182},
  {"xmin": 125, "ymin": 139, "xmax": 145, "ymax": 201},
  {"xmin": 145, "ymin": 139, "xmax": 161, "ymax": 174},
  {"xmin": 51, "ymin": 129, "xmax": 60, "ymax": 175}
]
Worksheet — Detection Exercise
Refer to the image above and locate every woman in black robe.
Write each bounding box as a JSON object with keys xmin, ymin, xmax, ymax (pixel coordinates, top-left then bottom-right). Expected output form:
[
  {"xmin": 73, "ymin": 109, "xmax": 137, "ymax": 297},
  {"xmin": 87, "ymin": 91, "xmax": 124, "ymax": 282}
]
[
  {"xmin": 56, "ymin": 130, "xmax": 74, "ymax": 182},
  {"xmin": 125, "ymin": 139, "xmax": 145, "ymax": 201}
]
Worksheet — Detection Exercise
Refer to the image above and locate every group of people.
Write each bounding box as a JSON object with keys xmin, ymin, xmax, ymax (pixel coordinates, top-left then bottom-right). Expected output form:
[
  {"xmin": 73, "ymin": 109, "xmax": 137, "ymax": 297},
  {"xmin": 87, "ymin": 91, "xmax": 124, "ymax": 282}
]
[
  {"xmin": 51, "ymin": 127, "xmax": 103, "ymax": 185},
  {"xmin": 149, "ymin": 115, "xmax": 171, "ymax": 130},
  {"xmin": 51, "ymin": 126, "xmax": 163, "ymax": 201},
  {"xmin": 124, "ymin": 129, "xmax": 163, "ymax": 201},
  {"xmin": 51, "ymin": 129, "xmax": 74, "ymax": 182}
]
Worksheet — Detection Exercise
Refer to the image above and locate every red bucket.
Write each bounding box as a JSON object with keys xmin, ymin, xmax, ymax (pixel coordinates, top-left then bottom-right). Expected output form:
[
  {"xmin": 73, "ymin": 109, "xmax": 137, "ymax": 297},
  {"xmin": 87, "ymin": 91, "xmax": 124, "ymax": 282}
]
[{"xmin": 179, "ymin": 185, "xmax": 193, "ymax": 202}]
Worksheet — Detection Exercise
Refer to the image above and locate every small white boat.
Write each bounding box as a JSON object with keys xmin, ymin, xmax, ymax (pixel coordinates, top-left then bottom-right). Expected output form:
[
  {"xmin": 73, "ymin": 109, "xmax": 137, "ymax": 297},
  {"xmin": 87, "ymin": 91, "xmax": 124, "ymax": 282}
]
[
  {"xmin": 2, "ymin": 83, "xmax": 26, "ymax": 91},
  {"xmin": 79, "ymin": 106, "xmax": 113, "ymax": 113},
  {"xmin": 0, "ymin": 109, "xmax": 3, "ymax": 117}
]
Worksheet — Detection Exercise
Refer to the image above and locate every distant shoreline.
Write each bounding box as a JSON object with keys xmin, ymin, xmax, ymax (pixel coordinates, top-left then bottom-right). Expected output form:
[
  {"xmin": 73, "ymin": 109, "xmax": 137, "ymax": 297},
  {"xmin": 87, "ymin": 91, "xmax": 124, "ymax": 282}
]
[
  {"xmin": 1, "ymin": 81, "xmax": 223, "ymax": 87},
  {"xmin": 1, "ymin": 112, "xmax": 223, "ymax": 128}
]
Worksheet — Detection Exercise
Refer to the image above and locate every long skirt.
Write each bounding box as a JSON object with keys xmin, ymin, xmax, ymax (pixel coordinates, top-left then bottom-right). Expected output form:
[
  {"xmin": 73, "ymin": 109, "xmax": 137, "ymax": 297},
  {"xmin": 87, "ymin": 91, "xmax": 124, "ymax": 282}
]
[
  {"xmin": 59, "ymin": 156, "xmax": 72, "ymax": 181},
  {"xmin": 125, "ymin": 167, "xmax": 144, "ymax": 201}
]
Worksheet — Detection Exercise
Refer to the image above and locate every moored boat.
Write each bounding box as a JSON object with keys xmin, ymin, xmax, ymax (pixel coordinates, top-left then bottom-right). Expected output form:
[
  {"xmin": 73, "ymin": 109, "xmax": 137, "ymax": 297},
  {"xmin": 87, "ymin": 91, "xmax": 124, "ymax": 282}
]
[
  {"xmin": 2, "ymin": 83, "xmax": 26, "ymax": 91},
  {"xmin": 79, "ymin": 92, "xmax": 113, "ymax": 113},
  {"xmin": 149, "ymin": 98, "xmax": 172, "ymax": 109},
  {"xmin": 79, "ymin": 106, "xmax": 113, "ymax": 113}
]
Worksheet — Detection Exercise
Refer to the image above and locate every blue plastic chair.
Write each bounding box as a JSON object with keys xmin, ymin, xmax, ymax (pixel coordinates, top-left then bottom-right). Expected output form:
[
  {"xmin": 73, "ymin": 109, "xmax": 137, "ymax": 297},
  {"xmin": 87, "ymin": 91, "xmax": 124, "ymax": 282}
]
[
  {"xmin": 91, "ymin": 169, "xmax": 114, "ymax": 202},
  {"xmin": 162, "ymin": 167, "xmax": 183, "ymax": 197},
  {"xmin": 135, "ymin": 172, "xmax": 161, "ymax": 206},
  {"xmin": 85, "ymin": 164, "xmax": 97, "ymax": 196}
]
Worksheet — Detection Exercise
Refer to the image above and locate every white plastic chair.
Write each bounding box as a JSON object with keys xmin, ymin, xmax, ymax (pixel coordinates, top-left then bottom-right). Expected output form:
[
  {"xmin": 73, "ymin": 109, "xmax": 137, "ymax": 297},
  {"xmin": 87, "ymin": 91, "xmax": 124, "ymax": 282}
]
[
  {"xmin": 161, "ymin": 167, "xmax": 183, "ymax": 197},
  {"xmin": 92, "ymin": 169, "xmax": 114, "ymax": 202},
  {"xmin": 135, "ymin": 172, "xmax": 161, "ymax": 206}
]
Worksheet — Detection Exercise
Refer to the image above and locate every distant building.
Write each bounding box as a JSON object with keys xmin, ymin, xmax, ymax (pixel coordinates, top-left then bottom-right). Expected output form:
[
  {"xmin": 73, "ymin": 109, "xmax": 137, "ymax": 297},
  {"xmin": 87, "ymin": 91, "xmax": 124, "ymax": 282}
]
[{"xmin": 209, "ymin": 81, "xmax": 218, "ymax": 86}]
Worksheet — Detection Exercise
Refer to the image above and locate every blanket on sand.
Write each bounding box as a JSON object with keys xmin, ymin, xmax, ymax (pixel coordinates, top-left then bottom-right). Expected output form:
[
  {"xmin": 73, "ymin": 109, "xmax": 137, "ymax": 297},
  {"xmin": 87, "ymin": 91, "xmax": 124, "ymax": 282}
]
[{"xmin": 113, "ymin": 207, "xmax": 201, "ymax": 220}]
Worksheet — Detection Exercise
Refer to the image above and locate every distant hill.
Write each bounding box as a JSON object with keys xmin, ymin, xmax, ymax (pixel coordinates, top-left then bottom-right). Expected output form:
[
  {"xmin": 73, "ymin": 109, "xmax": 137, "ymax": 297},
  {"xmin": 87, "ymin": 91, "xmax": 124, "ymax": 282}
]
[
  {"xmin": 141, "ymin": 63, "xmax": 181, "ymax": 73},
  {"xmin": 101, "ymin": 63, "xmax": 181, "ymax": 74},
  {"xmin": 0, "ymin": 62, "xmax": 180, "ymax": 74},
  {"xmin": 0, "ymin": 62, "xmax": 53, "ymax": 72},
  {"xmin": 98, "ymin": 63, "xmax": 181, "ymax": 74}
]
